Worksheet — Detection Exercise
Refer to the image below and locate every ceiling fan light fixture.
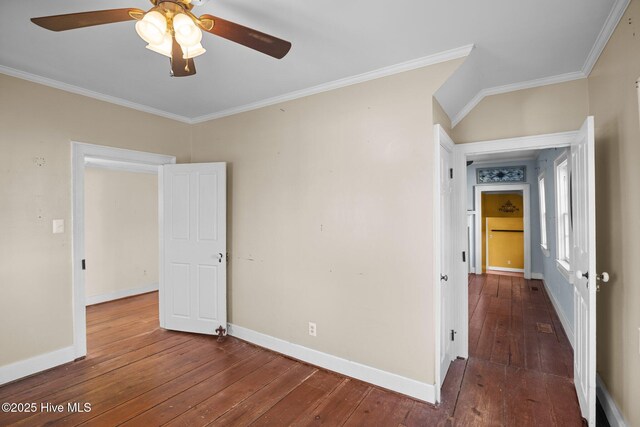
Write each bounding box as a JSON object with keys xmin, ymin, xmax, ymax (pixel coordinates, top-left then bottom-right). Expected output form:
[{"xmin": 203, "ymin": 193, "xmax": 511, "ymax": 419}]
[
  {"xmin": 135, "ymin": 10, "xmax": 167, "ymax": 45},
  {"xmin": 146, "ymin": 33, "xmax": 173, "ymax": 57},
  {"xmin": 173, "ymin": 13, "xmax": 202, "ymax": 48},
  {"xmin": 182, "ymin": 42, "xmax": 206, "ymax": 59}
]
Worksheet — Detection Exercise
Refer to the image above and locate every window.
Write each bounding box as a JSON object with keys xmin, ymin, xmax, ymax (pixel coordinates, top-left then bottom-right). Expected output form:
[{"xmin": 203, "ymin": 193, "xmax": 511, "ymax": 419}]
[
  {"xmin": 538, "ymin": 173, "xmax": 549, "ymax": 256},
  {"xmin": 554, "ymin": 152, "xmax": 571, "ymax": 276}
]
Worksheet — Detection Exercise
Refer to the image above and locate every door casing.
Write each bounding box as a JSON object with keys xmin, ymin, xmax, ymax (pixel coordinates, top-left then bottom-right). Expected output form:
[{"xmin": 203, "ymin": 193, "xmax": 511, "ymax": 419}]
[{"xmin": 71, "ymin": 142, "xmax": 175, "ymax": 358}]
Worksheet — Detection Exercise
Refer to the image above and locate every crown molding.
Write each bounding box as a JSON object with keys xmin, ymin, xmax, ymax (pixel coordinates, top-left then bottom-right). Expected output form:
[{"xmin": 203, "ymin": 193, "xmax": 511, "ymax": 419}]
[
  {"xmin": 450, "ymin": 0, "xmax": 629, "ymax": 129},
  {"xmin": 189, "ymin": 44, "xmax": 475, "ymax": 124},
  {"xmin": 1, "ymin": 45, "xmax": 473, "ymax": 126},
  {"xmin": 451, "ymin": 71, "xmax": 586, "ymax": 127},
  {"xmin": 0, "ymin": 65, "xmax": 192, "ymax": 124},
  {"xmin": 582, "ymin": 0, "xmax": 630, "ymax": 76}
]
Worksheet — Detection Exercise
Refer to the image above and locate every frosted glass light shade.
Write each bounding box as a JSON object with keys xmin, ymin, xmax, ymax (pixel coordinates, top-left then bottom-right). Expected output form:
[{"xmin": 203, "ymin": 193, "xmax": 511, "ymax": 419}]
[
  {"xmin": 173, "ymin": 13, "xmax": 202, "ymax": 48},
  {"xmin": 181, "ymin": 42, "xmax": 206, "ymax": 59},
  {"xmin": 136, "ymin": 11, "xmax": 167, "ymax": 45},
  {"xmin": 146, "ymin": 33, "xmax": 173, "ymax": 57}
]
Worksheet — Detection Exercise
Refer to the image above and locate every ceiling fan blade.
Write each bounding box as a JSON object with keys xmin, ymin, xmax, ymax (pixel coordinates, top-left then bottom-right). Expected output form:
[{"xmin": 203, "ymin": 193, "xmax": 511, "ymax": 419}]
[
  {"xmin": 170, "ymin": 36, "xmax": 196, "ymax": 77},
  {"xmin": 198, "ymin": 14, "xmax": 291, "ymax": 59},
  {"xmin": 31, "ymin": 8, "xmax": 144, "ymax": 32}
]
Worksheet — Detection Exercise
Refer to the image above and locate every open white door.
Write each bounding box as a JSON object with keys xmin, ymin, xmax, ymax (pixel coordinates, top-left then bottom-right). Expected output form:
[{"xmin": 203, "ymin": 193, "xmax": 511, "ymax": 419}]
[
  {"xmin": 160, "ymin": 163, "xmax": 227, "ymax": 335},
  {"xmin": 571, "ymin": 117, "xmax": 597, "ymax": 424},
  {"xmin": 436, "ymin": 126, "xmax": 456, "ymax": 386}
]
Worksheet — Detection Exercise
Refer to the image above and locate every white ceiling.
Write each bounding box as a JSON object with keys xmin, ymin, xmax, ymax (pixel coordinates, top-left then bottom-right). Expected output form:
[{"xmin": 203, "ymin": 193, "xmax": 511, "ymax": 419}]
[{"xmin": 0, "ymin": 0, "xmax": 626, "ymax": 123}]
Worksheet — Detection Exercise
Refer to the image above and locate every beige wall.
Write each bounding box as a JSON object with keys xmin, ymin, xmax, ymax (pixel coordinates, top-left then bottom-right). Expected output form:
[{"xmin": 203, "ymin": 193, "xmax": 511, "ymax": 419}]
[
  {"xmin": 452, "ymin": 79, "xmax": 589, "ymax": 143},
  {"xmin": 588, "ymin": 0, "xmax": 640, "ymax": 424},
  {"xmin": 433, "ymin": 98, "xmax": 452, "ymax": 134},
  {"xmin": 0, "ymin": 74, "xmax": 189, "ymax": 366},
  {"xmin": 84, "ymin": 168, "xmax": 159, "ymax": 299},
  {"xmin": 191, "ymin": 59, "xmax": 463, "ymax": 383}
]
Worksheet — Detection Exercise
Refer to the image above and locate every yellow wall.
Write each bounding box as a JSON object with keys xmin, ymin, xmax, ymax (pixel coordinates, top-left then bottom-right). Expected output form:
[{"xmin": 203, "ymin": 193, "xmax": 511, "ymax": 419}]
[
  {"xmin": 85, "ymin": 168, "xmax": 159, "ymax": 299},
  {"xmin": 486, "ymin": 217, "xmax": 524, "ymax": 269},
  {"xmin": 0, "ymin": 73, "xmax": 190, "ymax": 367},
  {"xmin": 190, "ymin": 59, "xmax": 463, "ymax": 384},
  {"xmin": 481, "ymin": 193, "xmax": 523, "ymax": 271},
  {"xmin": 587, "ymin": 1, "xmax": 640, "ymax": 424}
]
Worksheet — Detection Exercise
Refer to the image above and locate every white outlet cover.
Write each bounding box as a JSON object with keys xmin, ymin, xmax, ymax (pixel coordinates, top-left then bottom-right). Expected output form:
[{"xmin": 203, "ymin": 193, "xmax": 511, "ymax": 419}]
[
  {"xmin": 308, "ymin": 322, "xmax": 317, "ymax": 337},
  {"xmin": 52, "ymin": 219, "xmax": 64, "ymax": 234}
]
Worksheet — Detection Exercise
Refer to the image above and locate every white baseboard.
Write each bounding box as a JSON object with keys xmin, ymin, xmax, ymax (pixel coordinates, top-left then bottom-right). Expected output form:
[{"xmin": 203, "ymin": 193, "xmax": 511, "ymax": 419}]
[
  {"xmin": 0, "ymin": 346, "xmax": 75, "ymax": 386},
  {"xmin": 487, "ymin": 266, "xmax": 524, "ymax": 273},
  {"xmin": 531, "ymin": 272, "xmax": 545, "ymax": 280},
  {"xmin": 540, "ymin": 277, "xmax": 575, "ymax": 348},
  {"xmin": 227, "ymin": 323, "xmax": 436, "ymax": 403},
  {"xmin": 86, "ymin": 283, "xmax": 158, "ymax": 306},
  {"xmin": 597, "ymin": 374, "xmax": 628, "ymax": 427}
]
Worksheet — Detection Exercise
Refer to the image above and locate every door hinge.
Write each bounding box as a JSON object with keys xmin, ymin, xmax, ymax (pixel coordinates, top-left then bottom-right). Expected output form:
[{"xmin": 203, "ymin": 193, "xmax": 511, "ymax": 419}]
[
  {"xmin": 462, "ymin": 251, "xmax": 466, "ymax": 262},
  {"xmin": 451, "ymin": 329, "xmax": 457, "ymax": 341},
  {"xmin": 82, "ymin": 259, "xmax": 86, "ymax": 270},
  {"xmin": 449, "ymin": 168, "xmax": 453, "ymax": 179}
]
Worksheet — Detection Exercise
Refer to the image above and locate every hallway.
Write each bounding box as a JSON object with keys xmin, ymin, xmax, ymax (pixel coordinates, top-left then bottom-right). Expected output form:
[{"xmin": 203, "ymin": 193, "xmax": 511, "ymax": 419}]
[{"xmin": 444, "ymin": 273, "xmax": 584, "ymax": 425}]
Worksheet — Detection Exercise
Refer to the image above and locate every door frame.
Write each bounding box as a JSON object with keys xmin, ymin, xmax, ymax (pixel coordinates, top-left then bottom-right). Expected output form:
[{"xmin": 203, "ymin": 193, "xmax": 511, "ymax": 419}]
[
  {"xmin": 474, "ymin": 184, "xmax": 530, "ymax": 277},
  {"xmin": 71, "ymin": 142, "xmax": 175, "ymax": 358},
  {"xmin": 447, "ymin": 130, "xmax": 576, "ymax": 362}
]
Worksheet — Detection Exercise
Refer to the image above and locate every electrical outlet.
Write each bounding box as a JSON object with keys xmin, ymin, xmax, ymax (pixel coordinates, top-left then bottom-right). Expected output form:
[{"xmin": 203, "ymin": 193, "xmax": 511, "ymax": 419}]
[
  {"xmin": 507, "ymin": 260, "xmax": 511, "ymax": 265},
  {"xmin": 308, "ymin": 322, "xmax": 317, "ymax": 337}
]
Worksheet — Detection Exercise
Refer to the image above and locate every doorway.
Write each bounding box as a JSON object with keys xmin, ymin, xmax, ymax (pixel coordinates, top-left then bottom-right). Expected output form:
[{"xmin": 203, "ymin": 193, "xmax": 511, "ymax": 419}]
[
  {"xmin": 474, "ymin": 185, "xmax": 530, "ymax": 279},
  {"xmin": 71, "ymin": 142, "xmax": 175, "ymax": 358}
]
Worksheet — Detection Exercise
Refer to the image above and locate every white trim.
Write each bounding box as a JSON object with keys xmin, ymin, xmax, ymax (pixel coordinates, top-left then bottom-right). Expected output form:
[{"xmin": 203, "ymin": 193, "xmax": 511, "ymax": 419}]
[
  {"xmin": 459, "ymin": 131, "xmax": 576, "ymax": 155},
  {"xmin": 487, "ymin": 266, "xmax": 525, "ymax": 273},
  {"xmin": 1, "ymin": 45, "xmax": 472, "ymax": 125},
  {"xmin": 451, "ymin": 72, "xmax": 585, "ymax": 127},
  {"xmin": 556, "ymin": 259, "xmax": 574, "ymax": 284},
  {"xmin": 85, "ymin": 283, "xmax": 159, "ymax": 306},
  {"xmin": 227, "ymin": 323, "xmax": 436, "ymax": 403},
  {"xmin": 0, "ymin": 346, "xmax": 75, "ymax": 386},
  {"xmin": 475, "ymin": 184, "xmax": 531, "ymax": 279},
  {"xmin": 0, "ymin": 65, "xmax": 191, "ymax": 124},
  {"xmin": 531, "ymin": 272, "xmax": 545, "ymax": 280},
  {"xmin": 582, "ymin": 0, "xmax": 631, "ymax": 76},
  {"xmin": 540, "ymin": 277, "xmax": 575, "ymax": 348},
  {"xmin": 190, "ymin": 45, "xmax": 474, "ymax": 123},
  {"xmin": 72, "ymin": 142, "xmax": 175, "ymax": 358},
  {"xmin": 85, "ymin": 157, "xmax": 160, "ymax": 174},
  {"xmin": 596, "ymin": 374, "xmax": 628, "ymax": 427}
]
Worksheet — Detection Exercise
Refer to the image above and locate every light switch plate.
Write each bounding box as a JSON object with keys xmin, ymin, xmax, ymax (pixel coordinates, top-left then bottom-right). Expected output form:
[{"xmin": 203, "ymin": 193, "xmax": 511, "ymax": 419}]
[{"xmin": 52, "ymin": 219, "xmax": 64, "ymax": 234}]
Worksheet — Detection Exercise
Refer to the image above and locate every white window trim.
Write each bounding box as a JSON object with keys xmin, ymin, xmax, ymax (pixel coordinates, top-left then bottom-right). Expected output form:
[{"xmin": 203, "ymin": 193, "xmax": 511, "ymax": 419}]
[
  {"xmin": 554, "ymin": 150, "xmax": 572, "ymax": 280},
  {"xmin": 537, "ymin": 171, "xmax": 550, "ymax": 257}
]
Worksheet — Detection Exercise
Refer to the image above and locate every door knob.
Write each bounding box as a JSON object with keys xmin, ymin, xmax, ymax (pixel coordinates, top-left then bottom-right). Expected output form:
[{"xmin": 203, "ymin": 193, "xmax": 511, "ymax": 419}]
[
  {"xmin": 575, "ymin": 270, "xmax": 609, "ymax": 282},
  {"xmin": 217, "ymin": 253, "xmax": 223, "ymax": 263},
  {"xmin": 441, "ymin": 274, "xmax": 448, "ymax": 282}
]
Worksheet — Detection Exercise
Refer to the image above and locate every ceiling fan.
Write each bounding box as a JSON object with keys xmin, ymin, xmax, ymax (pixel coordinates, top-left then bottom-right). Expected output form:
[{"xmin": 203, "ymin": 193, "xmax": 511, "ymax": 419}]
[{"xmin": 31, "ymin": 0, "xmax": 292, "ymax": 77}]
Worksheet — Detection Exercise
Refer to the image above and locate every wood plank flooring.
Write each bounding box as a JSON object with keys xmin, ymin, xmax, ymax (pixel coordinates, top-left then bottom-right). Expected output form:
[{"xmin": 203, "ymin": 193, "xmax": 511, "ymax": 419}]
[{"xmin": 0, "ymin": 276, "xmax": 585, "ymax": 426}]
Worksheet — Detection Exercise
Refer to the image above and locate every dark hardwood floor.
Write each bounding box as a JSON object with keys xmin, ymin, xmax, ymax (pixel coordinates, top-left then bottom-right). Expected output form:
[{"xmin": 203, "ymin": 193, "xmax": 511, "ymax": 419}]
[{"xmin": 0, "ymin": 276, "xmax": 585, "ymax": 426}]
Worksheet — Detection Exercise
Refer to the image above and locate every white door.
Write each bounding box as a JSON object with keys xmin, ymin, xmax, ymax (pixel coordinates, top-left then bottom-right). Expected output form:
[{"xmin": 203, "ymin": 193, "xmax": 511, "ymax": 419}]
[
  {"xmin": 571, "ymin": 117, "xmax": 596, "ymax": 424},
  {"xmin": 160, "ymin": 163, "xmax": 227, "ymax": 335},
  {"xmin": 438, "ymin": 128, "xmax": 455, "ymax": 385}
]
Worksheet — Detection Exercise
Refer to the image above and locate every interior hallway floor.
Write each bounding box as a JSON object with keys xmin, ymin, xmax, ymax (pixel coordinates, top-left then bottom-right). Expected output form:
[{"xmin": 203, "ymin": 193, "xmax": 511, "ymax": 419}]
[{"xmin": 0, "ymin": 276, "xmax": 586, "ymax": 426}]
